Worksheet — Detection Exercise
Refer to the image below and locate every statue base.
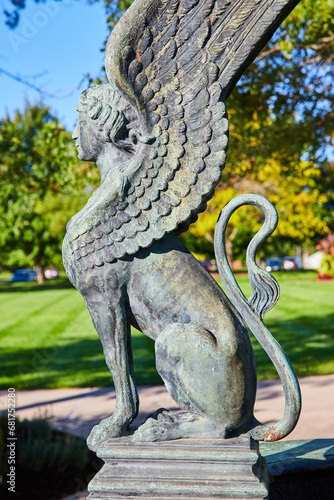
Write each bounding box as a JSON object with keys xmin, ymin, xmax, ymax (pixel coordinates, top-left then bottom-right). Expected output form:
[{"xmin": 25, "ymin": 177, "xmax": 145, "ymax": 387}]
[{"xmin": 87, "ymin": 435, "xmax": 268, "ymax": 499}]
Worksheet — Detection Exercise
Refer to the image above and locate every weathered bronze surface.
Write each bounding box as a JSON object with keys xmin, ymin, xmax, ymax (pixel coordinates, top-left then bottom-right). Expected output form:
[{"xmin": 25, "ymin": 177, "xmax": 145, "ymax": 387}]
[
  {"xmin": 262, "ymin": 439, "xmax": 334, "ymax": 500},
  {"xmin": 87, "ymin": 435, "xmax": 268, "ymax": 499},
  {"xmin": 63, "ymin": 0, "xmax": 302, "ymax": 454}
]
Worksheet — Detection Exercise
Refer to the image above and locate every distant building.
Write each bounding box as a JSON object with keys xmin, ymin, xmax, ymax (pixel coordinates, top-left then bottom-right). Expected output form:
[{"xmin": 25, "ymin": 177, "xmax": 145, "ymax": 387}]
[{"xmin": 303, "ymin": 251, "xmax": 324, "ymax": 270}]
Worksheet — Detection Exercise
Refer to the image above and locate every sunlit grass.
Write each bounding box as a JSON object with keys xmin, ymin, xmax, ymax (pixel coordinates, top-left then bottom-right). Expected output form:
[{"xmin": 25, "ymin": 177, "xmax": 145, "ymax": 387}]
[
  {"xmin": 217, "ymin": 272, "xmax": 334, "ymax": 379},
  {"xmin": 0, "ymin": 271, "xmax": 14, "ymax": 281},
  {"xmin": 0, "ymin": 272, "xmax": 333, "ymax": 389},
  {"xmin": 0, "ymin": 278, "xmax": 161, "ymax": 389}
]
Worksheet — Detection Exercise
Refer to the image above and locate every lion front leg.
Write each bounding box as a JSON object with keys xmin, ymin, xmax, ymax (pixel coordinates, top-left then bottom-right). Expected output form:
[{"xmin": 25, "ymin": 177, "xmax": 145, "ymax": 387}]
[{"xmin": 84, "ymin": 290, "xmax": 138, "ymax": 451}]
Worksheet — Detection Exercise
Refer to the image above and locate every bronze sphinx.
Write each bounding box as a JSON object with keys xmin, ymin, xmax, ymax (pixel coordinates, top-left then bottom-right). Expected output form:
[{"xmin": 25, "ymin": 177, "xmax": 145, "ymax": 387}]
[{"xmin": 63, "ymin": 0, "xmax": 301, "ymax": 452}]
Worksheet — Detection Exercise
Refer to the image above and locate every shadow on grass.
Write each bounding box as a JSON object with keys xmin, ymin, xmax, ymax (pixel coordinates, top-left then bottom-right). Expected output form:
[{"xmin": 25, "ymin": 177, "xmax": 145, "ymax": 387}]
[
  {"xmin": 0, "ymin": 277, "xmax": 74, "ymax": 293},
  {"xmin": 1, "ymin": 313, "xmax": 333, "ymax": 390},
  {"xmin": 0, "ymin": 334, "xmax": 161, "ymax": 390},
  {"xmin": 252, "ymin": 313, "xmax": 334, "ymax": 379}
]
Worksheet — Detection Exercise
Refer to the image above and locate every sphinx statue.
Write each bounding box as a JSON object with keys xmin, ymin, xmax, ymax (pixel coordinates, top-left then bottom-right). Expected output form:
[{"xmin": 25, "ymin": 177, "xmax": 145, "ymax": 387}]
[{"xmin": 63, "ymin": 0, "xmax": 301, "ymax": 453}]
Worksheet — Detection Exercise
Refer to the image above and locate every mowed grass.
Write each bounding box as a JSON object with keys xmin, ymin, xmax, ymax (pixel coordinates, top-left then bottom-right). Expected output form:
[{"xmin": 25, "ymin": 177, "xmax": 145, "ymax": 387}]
[
  {"xmin": 0, "ymin": 278, "xmax": 161, "ymax": 389},
  {"xmin": 218, "ymin": 271, "xmax": 334, "ymax": 379},
  {"xmin": 0, "ymin": 271, "xmax": 333, "ymax": 389}
]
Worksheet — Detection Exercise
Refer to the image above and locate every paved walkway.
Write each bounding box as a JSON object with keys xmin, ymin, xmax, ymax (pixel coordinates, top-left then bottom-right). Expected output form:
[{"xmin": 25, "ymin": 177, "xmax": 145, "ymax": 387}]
[
  {"xmin": 1, "ymin": 376, "xmax": 333, "ymax": 500},
  {"xmin": 1, "ymin": 375, "xmax": 333, "ymax": 441}
]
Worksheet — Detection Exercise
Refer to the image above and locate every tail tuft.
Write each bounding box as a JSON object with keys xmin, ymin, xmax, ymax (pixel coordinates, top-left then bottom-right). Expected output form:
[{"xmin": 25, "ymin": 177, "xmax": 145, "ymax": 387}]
[{"xmin": 248, "ymin": 266, "xmax": 280, "ymax": 320}]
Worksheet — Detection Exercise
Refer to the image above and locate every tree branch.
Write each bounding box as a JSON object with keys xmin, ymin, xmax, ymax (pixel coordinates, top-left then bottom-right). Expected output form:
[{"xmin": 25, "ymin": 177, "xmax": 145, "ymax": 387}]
[{"xmin": 0, "ymin": 67, "xmax": 77, "ymax": 99}]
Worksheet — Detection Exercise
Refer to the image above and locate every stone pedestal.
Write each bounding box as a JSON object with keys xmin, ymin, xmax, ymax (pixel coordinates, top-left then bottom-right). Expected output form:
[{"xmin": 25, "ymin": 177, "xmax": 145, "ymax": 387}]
[{"xmin": 87, "ymin": 435, "xmax": 268, "ymax": 499}]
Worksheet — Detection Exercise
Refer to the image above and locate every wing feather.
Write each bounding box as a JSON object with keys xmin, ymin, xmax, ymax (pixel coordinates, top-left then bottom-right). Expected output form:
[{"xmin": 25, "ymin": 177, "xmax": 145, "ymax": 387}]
[{"xmin": 66, "ymin": 0, "xmax": 300, "ymax": 269}]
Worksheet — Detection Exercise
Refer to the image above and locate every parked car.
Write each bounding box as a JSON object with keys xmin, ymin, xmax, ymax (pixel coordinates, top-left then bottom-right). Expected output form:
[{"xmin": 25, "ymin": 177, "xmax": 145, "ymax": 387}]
[
  {"xmin": 265, "ymin": 258, "xmax": 282, "ymax": 272},
  {"xmin": 200, "ymin": 260, "xmax": 211, "ymax": 271},
  {"xmin": 11, "ymin": 269, "xmax": 37, "ymax": 282},
  {"xmin": 199, "ymin": 260, "xmax": 217, "ymax": 272},
  {"xmin": 44, "ymin": 268, "xmax": 60, "ymax": 279},
  {"xmin": 283, "ymin": 256, "xmax": 303, "ymax": 271}
]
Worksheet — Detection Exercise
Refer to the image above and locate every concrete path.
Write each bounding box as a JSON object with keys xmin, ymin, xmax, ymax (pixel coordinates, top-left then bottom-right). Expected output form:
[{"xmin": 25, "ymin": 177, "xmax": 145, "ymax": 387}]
[
  {"xmin": 1, "ymin": 375, "xmax": 333, "ymax": 500},
  {"xmin": 1, "ymin": 375, "xmax": 333, "ymax": 441}
]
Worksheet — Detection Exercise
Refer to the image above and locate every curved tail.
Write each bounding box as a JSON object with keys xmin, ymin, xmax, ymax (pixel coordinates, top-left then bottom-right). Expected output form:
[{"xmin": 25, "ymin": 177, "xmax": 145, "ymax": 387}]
[{"xmin": 214, "ymin": 194, "xmax": 301, "ymax": 441}]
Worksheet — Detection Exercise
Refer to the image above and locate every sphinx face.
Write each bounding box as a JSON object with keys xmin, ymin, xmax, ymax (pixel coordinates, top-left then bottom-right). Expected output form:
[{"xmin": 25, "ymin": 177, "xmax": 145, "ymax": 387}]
[{"xmin": 72, "ymin": 112, "xmax": 102, "ymax": 162}]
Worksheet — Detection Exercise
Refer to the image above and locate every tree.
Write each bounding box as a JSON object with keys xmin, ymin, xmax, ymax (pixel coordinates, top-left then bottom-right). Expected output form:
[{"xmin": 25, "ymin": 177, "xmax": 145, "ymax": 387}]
[
  {"xmin": 181, "ymin": 0, "xmax": 334, "ymax": 262},
  {"xmin": 183, "ymin": 154, "xmax": 331, "ymax": 263},
  {"xmin": 4, "ymin": 0, "xmax": 333, "ymax": 265},
  {"xmin": 0, "ymin": 102, "xmax": 99, "ymax": 283},
  {"xmin": 317, "ymin": 230, "xmax": 334, "ymax": 279}
]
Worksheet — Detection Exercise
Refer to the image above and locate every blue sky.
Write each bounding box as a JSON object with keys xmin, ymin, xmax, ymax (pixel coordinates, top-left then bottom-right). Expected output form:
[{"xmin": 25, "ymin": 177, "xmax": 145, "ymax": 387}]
[{"xmin": 0, "ymin": 0, "xmax": 108, "ymax": 130}]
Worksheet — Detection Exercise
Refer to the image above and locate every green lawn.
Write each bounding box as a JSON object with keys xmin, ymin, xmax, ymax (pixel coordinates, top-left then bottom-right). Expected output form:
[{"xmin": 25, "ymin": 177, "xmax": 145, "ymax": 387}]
[
  {"xmin": 218, "ymin": 272, "xmax": 334, "ymax": 379},
  {"xmin": 0, "ymin": 271, "xmax": 333, "ymax": 389}
]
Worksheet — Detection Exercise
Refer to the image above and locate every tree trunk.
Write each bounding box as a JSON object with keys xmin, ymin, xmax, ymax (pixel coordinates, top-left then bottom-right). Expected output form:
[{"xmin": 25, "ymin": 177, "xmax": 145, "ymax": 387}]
[
  {"xmin": 225, "ymin": 226, "xmax": 239, "ymax": 265},
  {"xmin": 225, "ymin": 237, "xmax": 234, "ymax": 265},
  {"xmin": 36, "ymin": 264, "xmax": 45, "ymax": 285}
]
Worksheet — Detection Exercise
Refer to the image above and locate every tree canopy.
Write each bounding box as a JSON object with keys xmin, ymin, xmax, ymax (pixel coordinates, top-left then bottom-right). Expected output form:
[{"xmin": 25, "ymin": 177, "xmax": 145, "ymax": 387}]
[
  {"xmin": 3, "ymin": 0, "xmax": 334, "ymax": 265},
  {"xmin": 0, "ymin": 102, "xmax": 99, "ymax": 283},
  {"xmin": 182, "ymin": 0, "xmax": 334, "ymax": 261}
]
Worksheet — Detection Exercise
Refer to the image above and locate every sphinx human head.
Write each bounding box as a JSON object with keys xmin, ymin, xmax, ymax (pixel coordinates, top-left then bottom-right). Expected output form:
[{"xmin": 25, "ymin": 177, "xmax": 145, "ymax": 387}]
[{"xmin": 72, "ymin": 83, "xmax": 138, "ymax": 163}]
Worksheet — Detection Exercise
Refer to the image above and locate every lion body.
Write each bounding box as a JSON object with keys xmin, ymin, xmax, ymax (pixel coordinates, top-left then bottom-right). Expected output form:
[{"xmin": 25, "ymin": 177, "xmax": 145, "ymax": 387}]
[{"xmin": 63, "ymin": 231, "xmax": 257, "ymax": 447}]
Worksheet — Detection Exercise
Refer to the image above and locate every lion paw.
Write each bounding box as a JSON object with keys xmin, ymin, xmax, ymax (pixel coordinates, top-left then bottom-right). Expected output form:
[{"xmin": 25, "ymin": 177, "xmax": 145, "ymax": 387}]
[
  {"xmin": 133, "ymin": 409, "xmax": 205, "ymax": 442},
  {"xmin": 87, "ymin": 415, "xmax": 129, "ymax": 451}
]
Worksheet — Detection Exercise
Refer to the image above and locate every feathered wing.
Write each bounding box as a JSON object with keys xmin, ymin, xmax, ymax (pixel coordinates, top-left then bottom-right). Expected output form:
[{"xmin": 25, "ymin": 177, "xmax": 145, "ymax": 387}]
[{"xmin": 68, "ymin": 0, "xmax": 300, "ymax": 269}]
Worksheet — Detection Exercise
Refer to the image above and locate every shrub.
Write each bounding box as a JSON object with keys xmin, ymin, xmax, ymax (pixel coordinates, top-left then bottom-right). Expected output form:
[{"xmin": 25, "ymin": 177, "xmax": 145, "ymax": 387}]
[
  {"xmin": 318, "ymin": 253, "xmax": 334, "ymax": 279},
  {"xmin": 0, "ymin": 413, "xmax": 94, "ymax": 499}
]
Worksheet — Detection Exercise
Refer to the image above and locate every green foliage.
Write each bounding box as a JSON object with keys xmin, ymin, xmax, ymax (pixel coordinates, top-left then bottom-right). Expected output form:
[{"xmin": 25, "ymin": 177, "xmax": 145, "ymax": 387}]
[
  {"xmin": 105, "ymin": 0, "xmax": 132, "ymax": 28},
  {"xmin": 4, "ymin": 0, "xmax": 334, "ymax": 264},
  {"xmin": 0, "ymin": 413, "xmax": 89, "ymax": 488},
  {"xmin": 0, "ymin": 102, "xmax": 99, "ymax": 280},
  {"xmin": 319, "ymin": 253, "xmax": 334, "ymax": 278},
  {"xmin": 184, "ymin": 0, "xmax": 334, "ymax": 261}
]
